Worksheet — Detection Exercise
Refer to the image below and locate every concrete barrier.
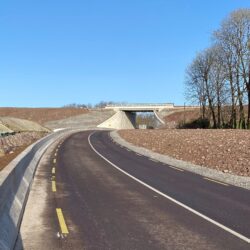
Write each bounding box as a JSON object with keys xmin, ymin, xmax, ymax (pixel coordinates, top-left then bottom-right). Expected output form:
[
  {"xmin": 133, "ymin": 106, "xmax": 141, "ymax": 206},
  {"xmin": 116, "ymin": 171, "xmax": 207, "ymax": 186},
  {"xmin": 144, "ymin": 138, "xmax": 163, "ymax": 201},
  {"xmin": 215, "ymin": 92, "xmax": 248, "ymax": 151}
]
[{"xmin": 0, "ymin": 130, "xmax": 71, "ymax": 250}]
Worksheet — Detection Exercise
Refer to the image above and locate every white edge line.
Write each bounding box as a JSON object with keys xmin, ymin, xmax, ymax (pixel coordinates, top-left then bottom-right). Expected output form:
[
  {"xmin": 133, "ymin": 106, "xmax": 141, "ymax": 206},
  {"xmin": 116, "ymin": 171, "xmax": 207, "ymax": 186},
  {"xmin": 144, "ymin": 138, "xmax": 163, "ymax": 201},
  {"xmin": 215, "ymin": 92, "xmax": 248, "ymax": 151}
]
[
  {"xmin": 149, "ymin": 158, "xmax": 158, "ymax": 163},
  {"xmin": 168, "ymin": 165, "xmax": 184, "ymax": 172},
  {"xmin": 204, "ymin": 177, "xmax": 229, "ymax": 186},
  {"xmin": 88, "ymin": 132, "xmax": 250, "ymax": 244}
]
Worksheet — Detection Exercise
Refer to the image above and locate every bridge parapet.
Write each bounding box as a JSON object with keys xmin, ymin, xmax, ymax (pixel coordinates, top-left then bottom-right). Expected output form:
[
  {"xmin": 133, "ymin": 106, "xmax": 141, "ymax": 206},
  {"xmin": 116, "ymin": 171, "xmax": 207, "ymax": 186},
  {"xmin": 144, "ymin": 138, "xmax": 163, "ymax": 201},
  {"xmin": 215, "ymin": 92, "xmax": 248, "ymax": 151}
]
[{"xmin": 105, "ymin": 103, "xmax": 174, "ymax": 112}]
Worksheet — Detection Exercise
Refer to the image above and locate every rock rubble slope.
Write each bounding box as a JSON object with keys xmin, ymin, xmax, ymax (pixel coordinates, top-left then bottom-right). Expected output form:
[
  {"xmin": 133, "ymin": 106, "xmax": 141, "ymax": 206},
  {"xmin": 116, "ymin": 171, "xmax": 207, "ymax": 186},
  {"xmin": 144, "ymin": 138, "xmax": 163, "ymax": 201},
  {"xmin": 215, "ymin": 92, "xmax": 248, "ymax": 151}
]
[{"xmin": 0, "ymin": 132, "xmax": 46, "ymax": 155}]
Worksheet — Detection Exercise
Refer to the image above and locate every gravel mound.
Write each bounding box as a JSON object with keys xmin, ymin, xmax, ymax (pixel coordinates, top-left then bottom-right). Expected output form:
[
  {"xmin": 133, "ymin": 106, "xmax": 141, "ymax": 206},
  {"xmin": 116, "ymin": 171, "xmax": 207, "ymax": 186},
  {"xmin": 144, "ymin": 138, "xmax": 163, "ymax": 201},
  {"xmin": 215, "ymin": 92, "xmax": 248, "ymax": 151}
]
[{"xmin": 0, "ymin": 117, "xmax": 50, "ymax": 133}]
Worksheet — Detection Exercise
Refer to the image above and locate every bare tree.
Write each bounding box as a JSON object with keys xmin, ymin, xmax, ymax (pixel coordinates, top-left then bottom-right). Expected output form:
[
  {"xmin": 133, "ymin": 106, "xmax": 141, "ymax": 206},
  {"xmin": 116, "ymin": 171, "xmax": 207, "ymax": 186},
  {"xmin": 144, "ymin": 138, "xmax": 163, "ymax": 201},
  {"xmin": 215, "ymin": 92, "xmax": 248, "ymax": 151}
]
[
  {"xmin": 208, "ymin": 45, "xmax": 227, "ymax": 127},
  {"xmin": 186, "ymin": 48, "xmax": 218, "ymax": 127},
  {"xmin": 214, "ymin": 9, "xmax": 250, "ymax": 128},
  {"xmin": 185, "ymin": 8, "xmax": 250, "ymax": 129},
  {"xmin": 185, "ymin": 54, "xmax": 207, "ymax": 119}
]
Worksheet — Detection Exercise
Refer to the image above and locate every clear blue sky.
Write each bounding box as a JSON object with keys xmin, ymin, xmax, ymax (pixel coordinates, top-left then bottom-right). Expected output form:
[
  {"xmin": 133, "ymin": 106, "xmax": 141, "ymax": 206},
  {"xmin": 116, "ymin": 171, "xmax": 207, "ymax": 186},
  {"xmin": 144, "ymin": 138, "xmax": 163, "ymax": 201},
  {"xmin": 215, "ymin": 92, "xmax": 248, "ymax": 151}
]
[{"xmin": 0, "ymin": 0, "xmax": 249, "ymax": 107}]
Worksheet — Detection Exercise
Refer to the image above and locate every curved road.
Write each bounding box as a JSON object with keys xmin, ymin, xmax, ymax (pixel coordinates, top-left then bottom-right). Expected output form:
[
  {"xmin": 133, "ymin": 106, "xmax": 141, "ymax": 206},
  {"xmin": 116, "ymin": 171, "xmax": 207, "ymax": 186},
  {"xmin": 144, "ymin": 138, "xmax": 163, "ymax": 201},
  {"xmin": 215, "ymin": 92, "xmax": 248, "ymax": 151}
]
[{"xmin": 15, "ymin": 130, "xmax": 250, "ymax": 250}]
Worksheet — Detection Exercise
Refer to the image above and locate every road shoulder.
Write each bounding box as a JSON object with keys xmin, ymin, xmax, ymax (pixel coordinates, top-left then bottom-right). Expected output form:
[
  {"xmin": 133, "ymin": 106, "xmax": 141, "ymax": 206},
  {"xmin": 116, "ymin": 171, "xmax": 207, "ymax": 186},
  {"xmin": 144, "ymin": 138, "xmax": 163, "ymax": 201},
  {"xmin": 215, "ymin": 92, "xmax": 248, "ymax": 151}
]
[{"xmin": 110, "ymin": 130, "xmax": 250, "ymax": 190}]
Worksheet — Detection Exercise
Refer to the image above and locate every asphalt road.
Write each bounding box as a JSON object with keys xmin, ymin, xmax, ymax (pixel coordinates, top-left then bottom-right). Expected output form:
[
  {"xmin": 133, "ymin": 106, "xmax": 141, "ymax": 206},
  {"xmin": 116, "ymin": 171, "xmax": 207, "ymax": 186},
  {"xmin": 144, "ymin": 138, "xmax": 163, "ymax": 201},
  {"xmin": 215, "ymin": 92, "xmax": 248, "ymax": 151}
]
[{"xmin": 15, "ymin": 130, "xmax": 250, "ymax": 250}]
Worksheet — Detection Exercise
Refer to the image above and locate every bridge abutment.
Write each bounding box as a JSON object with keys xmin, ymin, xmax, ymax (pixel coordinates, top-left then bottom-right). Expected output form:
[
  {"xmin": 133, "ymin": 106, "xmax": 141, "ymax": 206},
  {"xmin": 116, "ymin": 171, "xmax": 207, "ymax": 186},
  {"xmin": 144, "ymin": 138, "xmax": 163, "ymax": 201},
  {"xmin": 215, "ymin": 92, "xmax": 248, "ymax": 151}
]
[{"xmin": 97, "ymin": 111, "xmax": 136, "ymax": 129}]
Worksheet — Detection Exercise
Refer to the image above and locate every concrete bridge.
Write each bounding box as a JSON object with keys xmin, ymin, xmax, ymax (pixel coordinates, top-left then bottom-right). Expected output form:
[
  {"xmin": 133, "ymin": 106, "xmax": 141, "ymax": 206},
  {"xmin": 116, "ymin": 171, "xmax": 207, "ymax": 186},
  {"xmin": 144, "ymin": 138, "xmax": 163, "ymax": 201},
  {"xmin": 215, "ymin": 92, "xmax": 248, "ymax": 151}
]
[
  {"xmin": 105, "ymin": 103, "xmax": 174, "ymax": 112},
  {"xmin": 98, "ymin": 103, "xmax": 175, "ymax": 129}
]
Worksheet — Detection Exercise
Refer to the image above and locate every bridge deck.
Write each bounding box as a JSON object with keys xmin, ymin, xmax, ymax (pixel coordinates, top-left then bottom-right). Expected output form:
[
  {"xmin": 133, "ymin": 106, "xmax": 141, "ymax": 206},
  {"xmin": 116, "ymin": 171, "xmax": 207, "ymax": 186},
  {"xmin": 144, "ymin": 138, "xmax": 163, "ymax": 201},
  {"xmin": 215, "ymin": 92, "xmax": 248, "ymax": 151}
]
[{"xmin": 105, "ymin": 103, "xmax": 174, "ymax": 111}]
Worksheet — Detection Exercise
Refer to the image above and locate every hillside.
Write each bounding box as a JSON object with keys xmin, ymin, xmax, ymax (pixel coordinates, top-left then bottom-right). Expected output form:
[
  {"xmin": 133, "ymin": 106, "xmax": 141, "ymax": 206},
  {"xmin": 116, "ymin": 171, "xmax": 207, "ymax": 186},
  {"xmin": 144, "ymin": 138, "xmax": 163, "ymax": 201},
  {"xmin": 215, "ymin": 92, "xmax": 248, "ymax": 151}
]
[
  {"xmin": 163, "ymin": 109, "xmax": 200, "ymax": 128},
  {"xmin": 0, "ymin": 123, "xmax": 13, "ymax": 135},
  {"xmin": 0, "ymin": 108, "xmax": 89, "ymax": 125},
  {"xmin": 161, "ymin": 106, "xmax": 250, "ymax": 129},
  {"xmin": 0, "ymin": 107, "xmax": 116, "ymax": 131},
  {"xmin": 45, "ymin": 109, "xmax": 115, "ymax": 129},
  {"xmin": 0, "ymin": 116, "xmax": 50, "ymax": 170},
  {"xmin": 0, "ymin": 117, "xmax": 50, "ymax": 133},
  {"xmin": 0, "ymin": 132, "xmax": 47, "ymax": 169}
]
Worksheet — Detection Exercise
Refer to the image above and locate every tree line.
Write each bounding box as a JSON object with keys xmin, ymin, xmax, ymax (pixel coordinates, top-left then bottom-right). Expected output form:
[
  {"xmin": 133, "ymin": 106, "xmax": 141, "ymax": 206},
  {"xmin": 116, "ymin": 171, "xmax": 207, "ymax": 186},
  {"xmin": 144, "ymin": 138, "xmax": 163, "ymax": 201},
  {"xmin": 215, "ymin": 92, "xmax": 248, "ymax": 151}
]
[
  {"xmin": 63, "ymin": 101, "xmax": 126, "ymax": 109},
  {"xmin": 185, "ymin": 9, "xmax": 250, "ymax": 129}
]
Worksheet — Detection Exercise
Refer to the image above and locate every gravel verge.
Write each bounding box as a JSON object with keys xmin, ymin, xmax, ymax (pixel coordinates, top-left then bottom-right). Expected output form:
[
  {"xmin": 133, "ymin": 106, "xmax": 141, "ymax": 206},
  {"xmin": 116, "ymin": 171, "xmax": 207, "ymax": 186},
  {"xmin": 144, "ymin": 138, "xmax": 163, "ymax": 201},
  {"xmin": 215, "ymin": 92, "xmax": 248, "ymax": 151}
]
[{"xmin": 110, "ymin": 130, "xmax": 250, "ymax": 190}]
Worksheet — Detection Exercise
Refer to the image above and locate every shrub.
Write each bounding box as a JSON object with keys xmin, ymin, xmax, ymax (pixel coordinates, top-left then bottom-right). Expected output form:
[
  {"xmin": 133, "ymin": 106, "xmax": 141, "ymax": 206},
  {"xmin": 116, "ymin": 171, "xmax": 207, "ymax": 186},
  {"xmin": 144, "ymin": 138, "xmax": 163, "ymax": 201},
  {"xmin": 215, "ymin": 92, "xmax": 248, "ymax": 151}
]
[{"xmin": 178, "ymin": 118, "xmax": 210, "ymax": 129}]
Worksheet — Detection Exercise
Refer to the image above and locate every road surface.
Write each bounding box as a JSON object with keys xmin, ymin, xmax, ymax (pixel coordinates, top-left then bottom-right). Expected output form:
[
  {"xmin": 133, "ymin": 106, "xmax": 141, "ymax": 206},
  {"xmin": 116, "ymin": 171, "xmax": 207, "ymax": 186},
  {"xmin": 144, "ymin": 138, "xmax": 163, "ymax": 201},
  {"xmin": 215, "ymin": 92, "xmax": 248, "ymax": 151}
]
[{"xmin": 15, "ymin": 130, "xmax": 250, "ymax": 249}]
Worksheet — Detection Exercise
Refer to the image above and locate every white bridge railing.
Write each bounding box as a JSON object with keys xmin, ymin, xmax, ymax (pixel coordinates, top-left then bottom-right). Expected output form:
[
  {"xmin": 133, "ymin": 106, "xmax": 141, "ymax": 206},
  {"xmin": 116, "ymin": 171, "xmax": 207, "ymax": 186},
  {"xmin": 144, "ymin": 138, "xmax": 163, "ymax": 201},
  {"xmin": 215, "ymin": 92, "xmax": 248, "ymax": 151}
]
[
  {"xmin": 106, "ymin": 103, "xmax": 174, "ymax": 107},
  {"xmin": 105, "ymin": 103, "xmax": 174, "ymax": 111}
]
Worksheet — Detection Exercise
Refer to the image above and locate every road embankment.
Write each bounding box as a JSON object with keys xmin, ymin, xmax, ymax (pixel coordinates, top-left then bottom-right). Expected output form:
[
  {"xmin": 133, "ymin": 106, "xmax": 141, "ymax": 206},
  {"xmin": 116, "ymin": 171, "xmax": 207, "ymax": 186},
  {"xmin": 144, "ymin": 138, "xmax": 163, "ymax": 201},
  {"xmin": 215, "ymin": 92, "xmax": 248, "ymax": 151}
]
[{"xmin": 0, "ymin": 132, "xmax": 48, "ymax": 171}]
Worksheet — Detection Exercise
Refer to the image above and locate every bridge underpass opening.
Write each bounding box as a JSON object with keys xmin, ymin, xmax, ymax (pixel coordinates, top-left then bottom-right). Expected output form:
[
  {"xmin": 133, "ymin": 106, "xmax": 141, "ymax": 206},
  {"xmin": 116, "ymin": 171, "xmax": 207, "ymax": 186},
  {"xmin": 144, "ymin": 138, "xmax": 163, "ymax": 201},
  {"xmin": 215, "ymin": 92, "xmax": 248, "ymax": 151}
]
[
  {"xmin": 97, "ymin": 103, "xmax": 198, "ymax": 130},
  {"xmin": 136, "ymin": 112, "xmax": 160, "ymax": 129},
  {"xmin": 97, "ymin": 110, "xmax": 165, "ymax": 130}
]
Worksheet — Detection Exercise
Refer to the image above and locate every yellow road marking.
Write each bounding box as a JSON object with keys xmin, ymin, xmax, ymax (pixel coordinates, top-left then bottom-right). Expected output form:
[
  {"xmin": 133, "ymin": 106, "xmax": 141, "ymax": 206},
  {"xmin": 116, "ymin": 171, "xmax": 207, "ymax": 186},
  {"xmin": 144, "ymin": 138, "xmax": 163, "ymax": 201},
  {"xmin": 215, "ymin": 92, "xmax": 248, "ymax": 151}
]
[
  {"xmin": 53, "ymin": 159, "xmax": 57, "ymax": 164},
  {"xmin": 204, "ymin": 177, "xmax": 229, "ymax": 186},
  {"xmin": 52, "ymin": 167, "xmax": 56, "ymax": 174},
  {"xmin": 52, "ymin": 180, "xmax": 57, "ymax": 192},
  {"xmin": 56, "ymin": 208, "xmax": 69, "ymax": 234}
]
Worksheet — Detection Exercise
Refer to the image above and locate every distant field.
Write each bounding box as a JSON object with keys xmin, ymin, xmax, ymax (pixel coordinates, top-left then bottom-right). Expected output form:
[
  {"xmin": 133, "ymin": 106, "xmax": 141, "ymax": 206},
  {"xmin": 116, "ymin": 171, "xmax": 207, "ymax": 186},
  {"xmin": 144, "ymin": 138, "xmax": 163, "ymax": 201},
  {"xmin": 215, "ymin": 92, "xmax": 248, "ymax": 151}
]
[{"xmin": 0, "ymin": 107, "xmax": 89, "ymax": 125}]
